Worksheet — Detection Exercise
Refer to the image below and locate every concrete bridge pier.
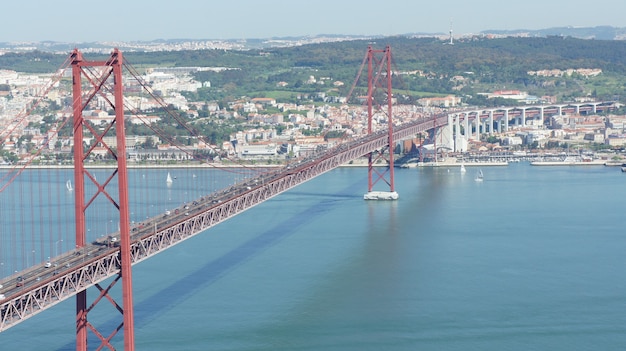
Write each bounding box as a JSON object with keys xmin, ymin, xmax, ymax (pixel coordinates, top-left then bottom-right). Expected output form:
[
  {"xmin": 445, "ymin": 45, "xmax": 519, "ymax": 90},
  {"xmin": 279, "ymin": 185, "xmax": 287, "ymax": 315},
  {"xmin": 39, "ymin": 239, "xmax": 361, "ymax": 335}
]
[
  {"xmin": 452, "ymin": 115, "xmax": 468, "ymax": 152},
  {"xmin": 452, "ymin": 115, "xmax": 458, "ymax": 152},
  {"xmin": 463, "ymin": 113, "xmax": 472, "ymax": 139},
  {"xmin": 504, "ymin": 109, "xmax": 509, "ymax": 131},
  {"xmin": 474, "ymin": 112, "xmax": 480, "ymax": 139},
  {"xmin": 454, "ymin": 113, "xmax": 470, "ymax": 152}
]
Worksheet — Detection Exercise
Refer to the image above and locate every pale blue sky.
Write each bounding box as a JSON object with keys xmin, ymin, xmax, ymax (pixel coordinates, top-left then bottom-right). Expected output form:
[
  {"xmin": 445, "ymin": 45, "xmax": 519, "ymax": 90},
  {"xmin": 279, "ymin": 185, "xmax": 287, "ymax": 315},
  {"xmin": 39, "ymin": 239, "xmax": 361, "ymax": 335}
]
[{"xmin": 2, "ymin": 0, "xmax": 624, "ymax": 43}]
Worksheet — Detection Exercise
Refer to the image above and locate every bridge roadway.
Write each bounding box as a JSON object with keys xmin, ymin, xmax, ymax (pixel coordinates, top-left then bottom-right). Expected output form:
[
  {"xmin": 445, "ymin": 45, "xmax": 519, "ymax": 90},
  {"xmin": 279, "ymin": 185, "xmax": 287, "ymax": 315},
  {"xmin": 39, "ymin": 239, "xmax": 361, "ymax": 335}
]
[{"xmin": 0, "ymin": 113, "xmax": 449, "ymax": 332}]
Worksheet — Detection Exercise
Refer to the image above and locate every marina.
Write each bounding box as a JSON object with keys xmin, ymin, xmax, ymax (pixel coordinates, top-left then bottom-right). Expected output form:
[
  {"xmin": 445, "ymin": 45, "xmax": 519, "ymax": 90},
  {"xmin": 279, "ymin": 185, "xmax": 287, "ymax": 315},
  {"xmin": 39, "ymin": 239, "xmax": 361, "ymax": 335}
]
[
  {"xmin": 530, "ymin": 155, "xmax": 608, "ymax": 166},
  {"xmin": 397, "ymin": 152, "xmax": 624, "ymax": 168},
  {"xmin": 530, "ymin": 160, "xmax": 607, "ymax": 166}
]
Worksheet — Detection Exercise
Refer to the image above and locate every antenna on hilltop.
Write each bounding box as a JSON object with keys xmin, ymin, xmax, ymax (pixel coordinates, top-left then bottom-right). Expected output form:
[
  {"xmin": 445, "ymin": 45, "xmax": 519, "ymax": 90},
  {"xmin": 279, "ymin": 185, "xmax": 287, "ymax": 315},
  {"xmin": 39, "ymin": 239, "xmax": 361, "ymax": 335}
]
[{"xmin": 449, "ymin": 18, "xmax": 454, "ymax": 45}]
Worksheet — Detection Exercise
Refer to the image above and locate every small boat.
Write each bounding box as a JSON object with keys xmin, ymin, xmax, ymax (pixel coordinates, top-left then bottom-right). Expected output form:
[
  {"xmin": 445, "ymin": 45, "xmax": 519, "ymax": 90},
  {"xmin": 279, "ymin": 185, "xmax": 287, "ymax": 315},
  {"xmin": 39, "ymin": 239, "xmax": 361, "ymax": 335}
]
[
  {"xmin": 66, "ymin": 179, "xmax": 73, "ymax": 192},
  {"xmin": 166, "ymin": 172, "xmax": 173, "ymax": 184},
  {"xmin": 460, "ymin": 164, "xmax": 466, "ymax": 173},
  {"xmin": 475, "ymin": 169, "xmax": 484, "ymax": 182},
  {"xmin": 621, "ymin": 163, "xmax": 626, "ymax": 172}
]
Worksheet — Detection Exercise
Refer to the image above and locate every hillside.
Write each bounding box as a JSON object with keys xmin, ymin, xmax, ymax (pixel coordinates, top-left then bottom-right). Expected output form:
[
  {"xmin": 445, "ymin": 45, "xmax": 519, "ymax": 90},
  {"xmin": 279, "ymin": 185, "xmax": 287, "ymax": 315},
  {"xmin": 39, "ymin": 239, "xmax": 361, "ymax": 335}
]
[{"xmin": 2, "ymin": 35, "xmax": 626, "ymax": 104}]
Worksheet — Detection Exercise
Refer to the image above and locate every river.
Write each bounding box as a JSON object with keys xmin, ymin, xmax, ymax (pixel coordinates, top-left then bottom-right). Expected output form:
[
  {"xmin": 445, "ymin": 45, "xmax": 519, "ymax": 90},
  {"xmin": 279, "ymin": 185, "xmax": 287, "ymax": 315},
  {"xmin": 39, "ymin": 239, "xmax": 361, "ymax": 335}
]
[{"xmin": 1, "ymin": 163, "xmax": 625, "ymax": 350}]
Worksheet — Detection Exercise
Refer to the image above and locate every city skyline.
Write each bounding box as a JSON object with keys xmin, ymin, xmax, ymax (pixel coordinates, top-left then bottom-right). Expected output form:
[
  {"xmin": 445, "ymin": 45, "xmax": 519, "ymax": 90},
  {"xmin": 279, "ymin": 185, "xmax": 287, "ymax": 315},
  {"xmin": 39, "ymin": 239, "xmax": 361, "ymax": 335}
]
[{"xmin": 1, "ymin": 0, "xmax": 625, "ymax": 43}]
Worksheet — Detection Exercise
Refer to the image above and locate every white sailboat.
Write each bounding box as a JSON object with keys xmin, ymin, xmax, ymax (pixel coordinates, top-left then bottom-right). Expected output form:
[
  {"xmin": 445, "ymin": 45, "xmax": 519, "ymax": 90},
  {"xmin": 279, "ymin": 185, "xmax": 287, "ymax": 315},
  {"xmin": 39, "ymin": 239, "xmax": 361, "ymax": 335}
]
[
  {"xmin": 166, "ymin": 172, "xmax": 173, "ymax": 185},
  {"xmin": 475, "ymin": 169, "xmax": 484, "ymax": 182},
  {"xmin": 460, "ymin": 164, "xmax": 466, "ymax": 173},
  {"xmin": 66, "ymin": 179, "xmax": 73, "ymax": 192}
]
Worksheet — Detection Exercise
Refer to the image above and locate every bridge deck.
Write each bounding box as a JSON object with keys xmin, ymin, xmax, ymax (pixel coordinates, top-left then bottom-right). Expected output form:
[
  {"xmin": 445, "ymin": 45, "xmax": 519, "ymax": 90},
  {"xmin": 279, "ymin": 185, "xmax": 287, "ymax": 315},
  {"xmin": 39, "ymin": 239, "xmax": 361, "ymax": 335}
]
[{"xmin": 0, "ymin": 114, "xmax": 448, "ymax": 332}]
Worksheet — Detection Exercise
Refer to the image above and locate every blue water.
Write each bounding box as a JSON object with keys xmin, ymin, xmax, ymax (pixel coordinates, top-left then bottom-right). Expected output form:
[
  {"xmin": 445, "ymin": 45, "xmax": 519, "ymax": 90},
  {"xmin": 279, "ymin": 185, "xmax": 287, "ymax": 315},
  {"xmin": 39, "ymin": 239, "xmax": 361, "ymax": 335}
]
[{"xmin": 2, "ymin": 163, "xmax": 626, "ymax": 350}]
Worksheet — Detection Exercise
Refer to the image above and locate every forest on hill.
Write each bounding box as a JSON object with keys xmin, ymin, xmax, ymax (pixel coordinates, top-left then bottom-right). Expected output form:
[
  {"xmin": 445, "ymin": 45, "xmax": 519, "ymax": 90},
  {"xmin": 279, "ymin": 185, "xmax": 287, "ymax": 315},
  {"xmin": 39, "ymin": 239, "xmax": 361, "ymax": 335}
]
[{"xmin": 2, "ymin": 35, "xmax": 626, "ymax": 104}]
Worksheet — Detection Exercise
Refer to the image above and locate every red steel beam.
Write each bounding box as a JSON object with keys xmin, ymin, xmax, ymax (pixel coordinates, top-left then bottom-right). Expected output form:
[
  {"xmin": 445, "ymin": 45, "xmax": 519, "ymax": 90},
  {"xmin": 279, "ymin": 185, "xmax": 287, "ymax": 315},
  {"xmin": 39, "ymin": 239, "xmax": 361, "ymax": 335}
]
[
  {"xmin": 365, "ymin": 45, "xmax": 395, "ymax": 194},
  {"xmin": 71, "ymin": 49, "xmax": 135, "ymax": 351}
]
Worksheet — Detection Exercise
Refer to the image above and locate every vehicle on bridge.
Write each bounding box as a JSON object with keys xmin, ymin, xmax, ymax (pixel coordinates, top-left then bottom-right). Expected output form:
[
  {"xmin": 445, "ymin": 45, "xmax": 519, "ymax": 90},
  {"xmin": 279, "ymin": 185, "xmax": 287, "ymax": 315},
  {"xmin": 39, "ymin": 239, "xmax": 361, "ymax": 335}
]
[{"xmin": 93, "ymin": 235, "xmax": 120, "ymax": 248}]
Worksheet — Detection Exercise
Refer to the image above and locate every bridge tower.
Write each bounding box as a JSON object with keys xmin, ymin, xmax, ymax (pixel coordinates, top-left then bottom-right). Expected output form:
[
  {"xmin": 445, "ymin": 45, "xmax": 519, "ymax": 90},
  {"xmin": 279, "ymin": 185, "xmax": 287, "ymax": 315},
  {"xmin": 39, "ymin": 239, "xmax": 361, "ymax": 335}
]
[
  {"xmin": 71, "ymin": 49, "xmax": 135, "ymax": 351},
  {"xmin": 363, "ymin": 46, "xmax": 398, "ymax": 200}
]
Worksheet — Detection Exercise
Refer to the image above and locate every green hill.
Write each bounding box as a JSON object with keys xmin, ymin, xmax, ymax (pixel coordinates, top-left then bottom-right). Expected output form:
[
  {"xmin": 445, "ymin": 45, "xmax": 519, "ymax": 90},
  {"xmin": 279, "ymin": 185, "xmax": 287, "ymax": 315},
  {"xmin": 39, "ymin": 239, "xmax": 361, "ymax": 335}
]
[{"xmin": 2, "ymin": 35, "xmax": 626, "ymax": 103}]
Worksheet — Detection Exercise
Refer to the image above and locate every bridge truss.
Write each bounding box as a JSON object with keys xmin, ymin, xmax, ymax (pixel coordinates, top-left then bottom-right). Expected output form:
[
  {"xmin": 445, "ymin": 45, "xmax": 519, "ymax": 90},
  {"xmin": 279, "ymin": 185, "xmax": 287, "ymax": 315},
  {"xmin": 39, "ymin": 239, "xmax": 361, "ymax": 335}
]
[{"xmin": 0, "ymin": 114, "xmax": 448, "ymax": 336}]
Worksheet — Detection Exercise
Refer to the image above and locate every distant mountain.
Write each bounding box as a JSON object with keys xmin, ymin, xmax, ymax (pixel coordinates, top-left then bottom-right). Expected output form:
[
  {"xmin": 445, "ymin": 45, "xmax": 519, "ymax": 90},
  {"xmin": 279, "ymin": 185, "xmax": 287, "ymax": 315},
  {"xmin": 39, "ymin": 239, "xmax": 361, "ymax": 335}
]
[
  {"xmin": 1, "ymin": 26, "xmax": 625, "ymax": 55},
  {"xmin": 0, "ymin": 35, "xmax": 376, "ymax": 53},
  {"xmin": 481, "ymin": 26, "xmax": 626, "ymax": 40}
]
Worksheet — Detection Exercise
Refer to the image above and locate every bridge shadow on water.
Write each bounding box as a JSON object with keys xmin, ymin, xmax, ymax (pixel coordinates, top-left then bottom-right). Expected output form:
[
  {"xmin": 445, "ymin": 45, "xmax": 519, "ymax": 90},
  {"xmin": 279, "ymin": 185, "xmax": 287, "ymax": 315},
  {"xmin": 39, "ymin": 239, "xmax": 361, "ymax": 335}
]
[{"xmin": 57, "ymin": 182, "xmax": 364, "ymax": 350}]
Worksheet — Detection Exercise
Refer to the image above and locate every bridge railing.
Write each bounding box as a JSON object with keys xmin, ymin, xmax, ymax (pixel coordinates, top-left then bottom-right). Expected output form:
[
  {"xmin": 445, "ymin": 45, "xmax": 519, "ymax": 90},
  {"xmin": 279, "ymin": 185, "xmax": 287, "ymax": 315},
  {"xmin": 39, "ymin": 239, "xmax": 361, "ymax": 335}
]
[{"xmin": 1, "ymin": 113, "xmax": 446, "ymax": 332}]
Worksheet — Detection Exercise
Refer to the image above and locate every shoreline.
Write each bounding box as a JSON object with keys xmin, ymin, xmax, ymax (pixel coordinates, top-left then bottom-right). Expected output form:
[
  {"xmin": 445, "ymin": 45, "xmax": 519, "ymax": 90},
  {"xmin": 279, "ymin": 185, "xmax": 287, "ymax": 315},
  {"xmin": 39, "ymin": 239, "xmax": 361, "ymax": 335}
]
[
  {"xmin": 0, "ymin": 163, "xmax": 284, "ymax": 170},
  {"xmin": 419, "ymin": 161, "xmax": 509, "ymax": 167},
  {"xmin": 400, "ymin": 161, "xmax": 509, "ymax": 168},
  {"xmin": 2, "ymin": 158, "xmax": 621, "ymax": 170},
  {"xmin": 0, "ymin": 162, "xmax": 377, "ymax": 170},
  {"xmin": 530, "ymin": 160, "xmax": 608, "ymax": 166}
]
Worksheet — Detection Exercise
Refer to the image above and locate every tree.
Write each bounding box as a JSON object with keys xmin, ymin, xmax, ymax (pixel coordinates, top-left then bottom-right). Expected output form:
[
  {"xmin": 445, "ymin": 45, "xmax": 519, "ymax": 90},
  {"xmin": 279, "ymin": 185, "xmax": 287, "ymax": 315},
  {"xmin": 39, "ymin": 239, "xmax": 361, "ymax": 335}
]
[
  {"xmin": 485, "ymin": 135, "xmax": 501, "ymax": 144},
  {"xmin": 142, "ymin": 137, "xmax": 156, "ymax": 149}
]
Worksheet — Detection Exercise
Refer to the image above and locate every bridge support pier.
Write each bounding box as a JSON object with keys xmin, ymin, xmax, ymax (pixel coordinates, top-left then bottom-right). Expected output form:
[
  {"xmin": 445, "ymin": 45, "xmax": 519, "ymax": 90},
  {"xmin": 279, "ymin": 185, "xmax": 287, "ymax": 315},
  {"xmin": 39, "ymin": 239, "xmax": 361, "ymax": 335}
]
[
  {"xmin": 464, "ymin": 114, "xmax": 470, "ymax": 141},
  {"xmin": 454, "ymin": 114, "xmax": 461, "ymax": 152},
  {"xmin": 360, "ymin": 45, "xmax": 398, "ymax": 200},
  {"xmin": 504, "ymin": 110, "xmax": 509, "ymax": 131},
  {"xmin": 474, "ymin": 113, "xmax": 480, "ymax": 140}
]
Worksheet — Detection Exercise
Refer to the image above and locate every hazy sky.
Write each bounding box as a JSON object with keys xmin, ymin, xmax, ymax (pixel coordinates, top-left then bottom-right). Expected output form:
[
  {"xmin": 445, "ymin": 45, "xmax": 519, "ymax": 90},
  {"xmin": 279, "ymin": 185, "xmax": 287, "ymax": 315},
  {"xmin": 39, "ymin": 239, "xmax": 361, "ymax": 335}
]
[{"xmin": 2, "ymin": 0, "xmax": 625, "ymax": 43}]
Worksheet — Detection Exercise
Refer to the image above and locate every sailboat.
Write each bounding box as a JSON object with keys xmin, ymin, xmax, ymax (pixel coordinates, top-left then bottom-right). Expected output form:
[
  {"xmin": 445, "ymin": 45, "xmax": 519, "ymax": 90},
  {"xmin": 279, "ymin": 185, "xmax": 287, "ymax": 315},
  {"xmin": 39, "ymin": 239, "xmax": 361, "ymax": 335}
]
[
  {"xmin": 166, "ymin": 172, "xmax": 173, "ymax": 185},
  {"xmin": 66, "ymin": 179, "xmax": 73, "ymax": 192},
  {"xmin": 460, "ymin": 164, "xmax": 466, "ymax": 173},
  {"xmin": 474, "ymin": 169, "xmax": 484, "ymax": 182}
]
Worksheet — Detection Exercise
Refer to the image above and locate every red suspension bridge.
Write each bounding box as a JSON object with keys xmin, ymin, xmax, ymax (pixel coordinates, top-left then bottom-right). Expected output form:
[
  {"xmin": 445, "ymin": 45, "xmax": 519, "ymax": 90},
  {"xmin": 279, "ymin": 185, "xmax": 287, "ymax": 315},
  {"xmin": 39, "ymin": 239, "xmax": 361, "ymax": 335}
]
[{"xmin": 0, "ymin": 46, "xmax": 447, "ymax": 349}]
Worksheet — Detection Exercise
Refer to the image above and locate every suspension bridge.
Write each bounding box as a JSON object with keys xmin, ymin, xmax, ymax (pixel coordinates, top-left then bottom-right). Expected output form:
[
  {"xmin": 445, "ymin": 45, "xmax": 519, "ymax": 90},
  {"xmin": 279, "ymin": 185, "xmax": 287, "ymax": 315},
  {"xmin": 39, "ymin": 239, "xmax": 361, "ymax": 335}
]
[
  {"xmin": 1, "ymin": 45, "xmax": 617, "ymax": 350},
  {"xmin": 0, "ymin": 46, "xmax": 452, "ymax": 350}
]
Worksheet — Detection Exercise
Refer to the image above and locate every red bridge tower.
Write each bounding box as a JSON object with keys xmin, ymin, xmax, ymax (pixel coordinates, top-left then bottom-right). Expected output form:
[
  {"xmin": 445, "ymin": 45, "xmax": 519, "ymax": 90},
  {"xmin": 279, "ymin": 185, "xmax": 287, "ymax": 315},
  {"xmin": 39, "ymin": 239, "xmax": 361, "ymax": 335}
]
[
  {"xmin": 71, "ymin": 49, "xmax": 135, "ymax": 351},
  {"xmin": 349, "ymin": 46, "xmax": 398, "ymax": 200}
]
